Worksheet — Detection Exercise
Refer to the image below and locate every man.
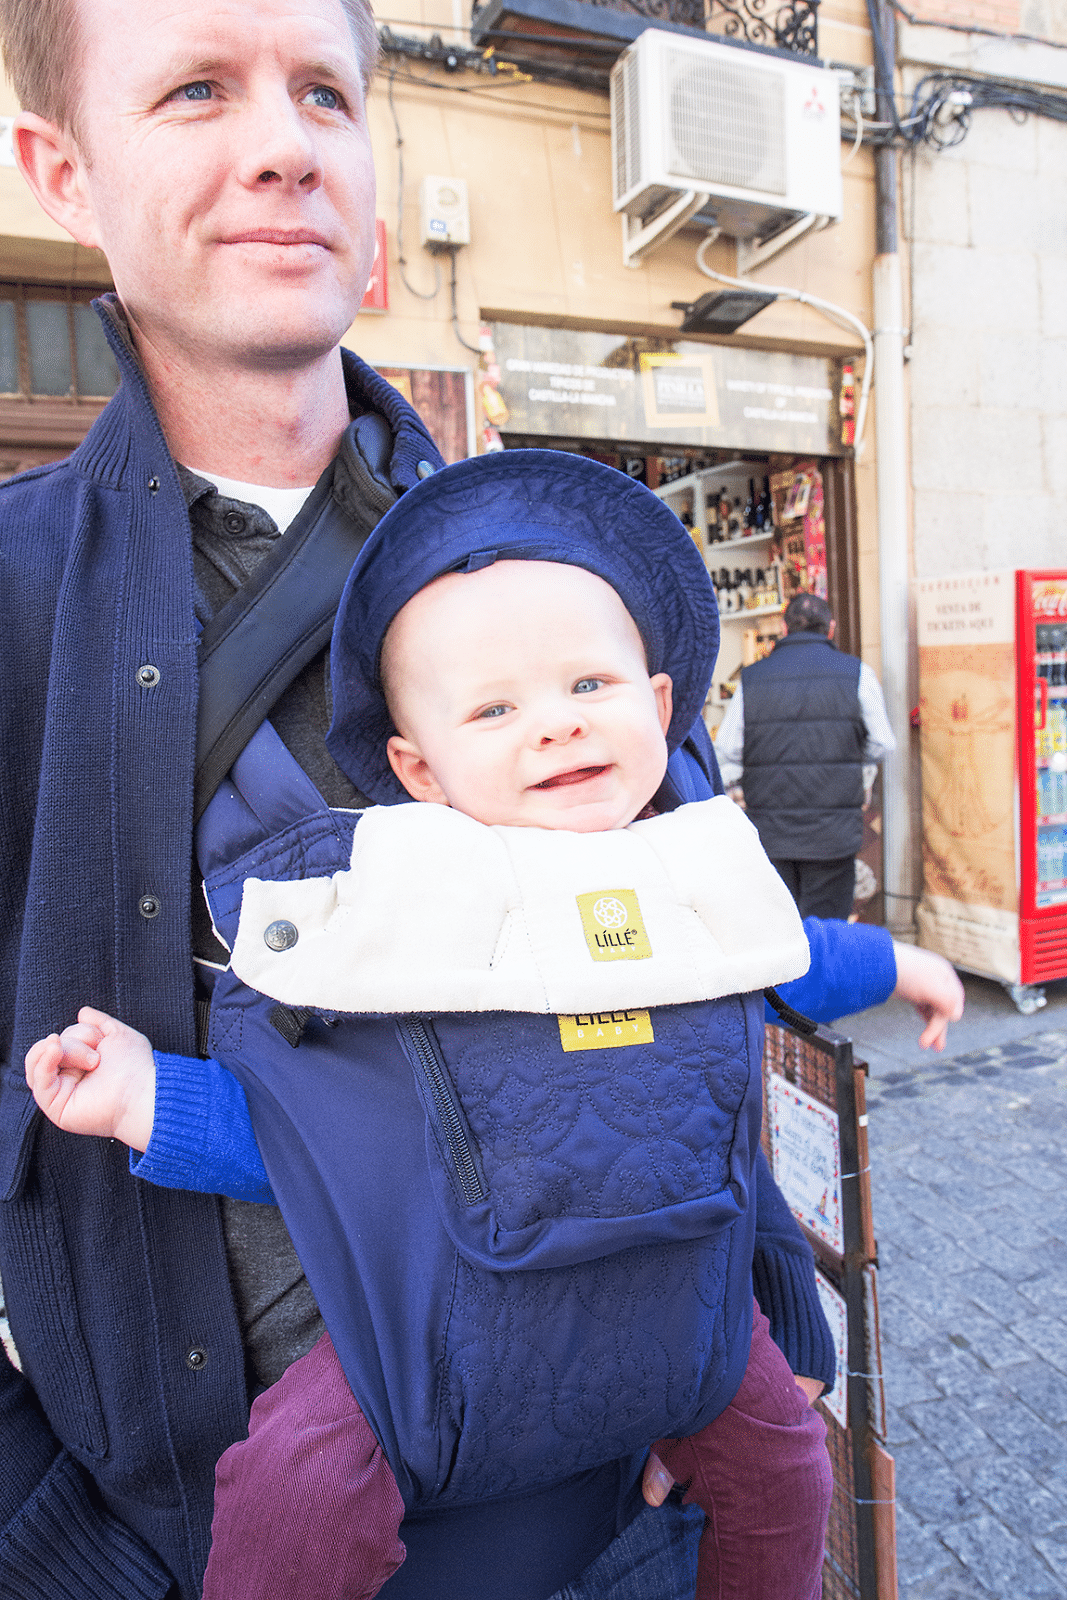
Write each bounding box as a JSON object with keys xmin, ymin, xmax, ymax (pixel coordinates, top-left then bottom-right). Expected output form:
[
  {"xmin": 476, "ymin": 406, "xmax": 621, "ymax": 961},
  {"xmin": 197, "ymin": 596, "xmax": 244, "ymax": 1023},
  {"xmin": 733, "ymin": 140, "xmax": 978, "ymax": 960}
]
[
  {"xmin": 716, "ymin": 592, "xmax": 896, "ymax": 921},
  {"xmin": 0, "ymin": 1, "xmax": 954, "ymax": 1595}
]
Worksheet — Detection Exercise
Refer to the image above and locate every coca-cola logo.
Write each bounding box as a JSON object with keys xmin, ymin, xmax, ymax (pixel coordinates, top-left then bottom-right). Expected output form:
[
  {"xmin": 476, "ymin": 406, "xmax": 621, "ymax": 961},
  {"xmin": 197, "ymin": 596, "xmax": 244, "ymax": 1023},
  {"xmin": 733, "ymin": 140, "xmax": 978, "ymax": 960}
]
[{"xmin": 1033, "ymin": 588, "xmax": 1067, "ymax": 619}]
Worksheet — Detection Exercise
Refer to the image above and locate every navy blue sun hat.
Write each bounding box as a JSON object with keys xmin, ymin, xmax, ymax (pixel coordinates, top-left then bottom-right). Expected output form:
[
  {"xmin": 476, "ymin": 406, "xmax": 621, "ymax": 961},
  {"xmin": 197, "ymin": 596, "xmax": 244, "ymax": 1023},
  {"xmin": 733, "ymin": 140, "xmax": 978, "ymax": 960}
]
[{"xmin": 327, "ymin": 448, "xmax": 720, "ymax": 804}]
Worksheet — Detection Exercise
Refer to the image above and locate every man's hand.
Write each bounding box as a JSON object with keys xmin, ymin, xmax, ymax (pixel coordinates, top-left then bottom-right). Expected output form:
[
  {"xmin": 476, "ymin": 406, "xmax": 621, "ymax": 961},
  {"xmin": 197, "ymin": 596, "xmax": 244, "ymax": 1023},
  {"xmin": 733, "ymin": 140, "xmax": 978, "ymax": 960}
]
[
  {"xmin": 25, "ymin": 1006, "xmax": 156, "ymax": 1151},
  {"xmin": 641, "ymin": 1373, "xmax": 825, "ymax": 1506},
  {"xmin": 892, "ymin": 942, "xmax": 965, "ymax": 1053}
]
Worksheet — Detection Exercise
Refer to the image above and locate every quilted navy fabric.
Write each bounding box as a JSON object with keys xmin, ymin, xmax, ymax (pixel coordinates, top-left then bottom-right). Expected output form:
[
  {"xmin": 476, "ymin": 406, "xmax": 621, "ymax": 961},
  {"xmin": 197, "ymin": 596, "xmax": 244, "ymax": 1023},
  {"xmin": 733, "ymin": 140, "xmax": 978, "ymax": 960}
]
[{"xmin": 206, "ymin": 809, "xmax": 764, "ymax": 1512}]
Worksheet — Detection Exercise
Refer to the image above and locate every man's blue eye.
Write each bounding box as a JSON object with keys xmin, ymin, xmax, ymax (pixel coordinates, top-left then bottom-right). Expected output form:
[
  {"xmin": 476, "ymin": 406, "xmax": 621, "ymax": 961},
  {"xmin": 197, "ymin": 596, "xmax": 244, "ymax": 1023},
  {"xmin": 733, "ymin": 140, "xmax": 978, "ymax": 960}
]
[
  {"xmin": 574, "ymin": 678, "xmax": 602, "ymax": 694},
  {"xmin": 180, "ymin": 82, "xmax": 212, "ymax": 101},
  {"xmin": 308, "ymin": 85, "xmax": 340, "ymax": 109}
]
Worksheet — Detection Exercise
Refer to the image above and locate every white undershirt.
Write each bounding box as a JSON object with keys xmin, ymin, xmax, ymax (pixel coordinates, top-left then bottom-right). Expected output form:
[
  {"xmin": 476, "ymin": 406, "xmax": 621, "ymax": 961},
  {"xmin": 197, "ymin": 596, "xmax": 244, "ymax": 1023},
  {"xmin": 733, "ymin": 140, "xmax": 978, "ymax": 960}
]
[{"xmin": 189, "ymin": 468, "xmax": 316, "ymax": 536}]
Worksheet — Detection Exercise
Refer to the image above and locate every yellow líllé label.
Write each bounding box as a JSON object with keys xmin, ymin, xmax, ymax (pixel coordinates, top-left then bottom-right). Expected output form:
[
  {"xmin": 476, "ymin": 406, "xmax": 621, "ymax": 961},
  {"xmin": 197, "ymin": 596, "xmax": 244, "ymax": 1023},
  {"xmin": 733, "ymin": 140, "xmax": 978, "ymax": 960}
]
[
  {"xmin": 576, "ymin": 889, "xmax": 652, "ymax": 962},
  {"xmin": 557, "ymin": 1010, "xmax": 654, "ymax": 1052}
]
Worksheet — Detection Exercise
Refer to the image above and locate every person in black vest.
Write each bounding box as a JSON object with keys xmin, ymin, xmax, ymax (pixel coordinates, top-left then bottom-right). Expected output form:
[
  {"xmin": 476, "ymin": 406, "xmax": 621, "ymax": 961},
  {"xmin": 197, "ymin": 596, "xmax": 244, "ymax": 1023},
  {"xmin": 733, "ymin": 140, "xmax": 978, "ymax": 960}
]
[{"xmin": 715, "ymin": 593, "xmax": 895, "ymax": 920}]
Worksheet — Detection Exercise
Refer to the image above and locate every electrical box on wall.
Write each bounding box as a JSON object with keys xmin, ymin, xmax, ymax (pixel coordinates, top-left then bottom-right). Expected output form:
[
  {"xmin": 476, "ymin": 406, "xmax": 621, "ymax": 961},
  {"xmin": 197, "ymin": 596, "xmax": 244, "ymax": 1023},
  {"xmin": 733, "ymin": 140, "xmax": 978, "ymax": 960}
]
[
  {"xmin": 419, "ymin": 176, "xmax": 471, "ymax": 249},
  {"xmin": 610, "ymin": 31, "xmax": 842, "ymax": 267}
]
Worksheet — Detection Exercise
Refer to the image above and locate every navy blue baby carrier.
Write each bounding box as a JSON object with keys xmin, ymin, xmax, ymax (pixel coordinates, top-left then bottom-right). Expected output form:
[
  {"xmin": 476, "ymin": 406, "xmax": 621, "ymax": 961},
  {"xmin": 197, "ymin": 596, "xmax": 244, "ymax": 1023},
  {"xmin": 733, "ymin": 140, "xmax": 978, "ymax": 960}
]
[{"xmin": 197, "ymin": 718, "xmax": 765, "ymax": 1599}]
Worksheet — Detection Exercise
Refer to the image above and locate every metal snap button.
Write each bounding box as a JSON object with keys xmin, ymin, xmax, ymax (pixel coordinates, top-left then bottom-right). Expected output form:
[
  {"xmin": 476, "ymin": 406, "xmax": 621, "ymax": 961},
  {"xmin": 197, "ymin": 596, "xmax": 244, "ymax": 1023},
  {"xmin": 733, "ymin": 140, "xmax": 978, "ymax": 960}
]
[
  {"xmin": 138, "ymin": 894, "xmax": 161, "ymax": 919},
  {"xmin": 148, "ymin": 475, "xmax": 160, "ymax": 493},
  {"xmin": 136, "ymin": 664, "xmax": 161, "ymax": 688},
  {"xmin": 264, "ymin": 920, "xmax": 299, "ymax": 952},
  {"xmin": 223, "ymin": 511, "xmax": 246, "ymax": 535},
  {"xmin": 185, "ymin": 1346, "xmax": 208, "ymax": 1371},
  {"xmin": 416, "ymin": 460, "xmax": 436, "ymax": 480}
]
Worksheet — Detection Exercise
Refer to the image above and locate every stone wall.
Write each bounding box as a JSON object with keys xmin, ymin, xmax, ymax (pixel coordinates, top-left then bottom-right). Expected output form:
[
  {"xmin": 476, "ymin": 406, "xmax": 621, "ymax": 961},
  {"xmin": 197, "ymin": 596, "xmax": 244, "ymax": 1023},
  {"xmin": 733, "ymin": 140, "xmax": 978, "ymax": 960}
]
[{"xmin": 900, "ymin": 24, "xmax": 1067, "ymax": 579}]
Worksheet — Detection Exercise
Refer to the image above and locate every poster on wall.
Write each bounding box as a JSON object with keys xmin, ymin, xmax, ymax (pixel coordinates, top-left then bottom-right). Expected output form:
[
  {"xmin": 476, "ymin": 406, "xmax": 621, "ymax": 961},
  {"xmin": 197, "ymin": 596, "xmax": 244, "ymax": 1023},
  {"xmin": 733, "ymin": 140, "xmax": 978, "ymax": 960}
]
[
  {"xmin": 490, "ymin": 324, "xmax": 843, "ymax": 455},
  {"xmin": 915, "ymin": 571, "xmax": 1018, "ymax": 980}
]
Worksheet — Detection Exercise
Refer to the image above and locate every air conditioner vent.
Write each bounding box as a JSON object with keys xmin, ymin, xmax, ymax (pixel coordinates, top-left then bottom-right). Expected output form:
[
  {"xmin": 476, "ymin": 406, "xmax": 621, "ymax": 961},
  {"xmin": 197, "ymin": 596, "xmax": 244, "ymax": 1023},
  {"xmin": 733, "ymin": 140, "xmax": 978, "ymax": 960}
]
[{"xmin": 667, "ymin": 55, "xmax": 786, "ymax": 195}]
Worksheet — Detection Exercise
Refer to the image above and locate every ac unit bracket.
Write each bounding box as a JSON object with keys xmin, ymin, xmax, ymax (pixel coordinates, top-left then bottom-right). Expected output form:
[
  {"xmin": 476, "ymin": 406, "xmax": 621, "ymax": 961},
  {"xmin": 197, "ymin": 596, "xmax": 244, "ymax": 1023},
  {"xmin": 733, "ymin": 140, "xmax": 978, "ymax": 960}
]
[
  {"xmin": 622, "ymin": 190, "xmax": 705, "ymax": 270},
  {"xmin": 735, "ymin": 212, "xmax": 832, "ymax": 274}
]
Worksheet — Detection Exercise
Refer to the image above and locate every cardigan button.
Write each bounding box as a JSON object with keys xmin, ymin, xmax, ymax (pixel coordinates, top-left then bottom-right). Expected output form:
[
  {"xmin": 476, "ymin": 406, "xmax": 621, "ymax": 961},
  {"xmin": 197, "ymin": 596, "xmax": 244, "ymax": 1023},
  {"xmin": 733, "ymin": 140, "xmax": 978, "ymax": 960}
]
[
  {"xmin": 416, "ymin": 460, "xmax": 435, "ymax": 480},
  {"xmin": 148, "ymin": 475, "xmax": 160, "ymax": 494},
  {"xmin": 185, "ymin": 1346, "xmax": 208, "ymax": 1371},
  {"xmin": 136, "ymin": 664, "xmax": 161, "ymax": 688},
  {"xmin": 138, "ymin": 894, "xmax": 161, "ymax": 920},
  {"xmin": 264, "ymin": 920, "xmax": 299, "ymax": 952}
]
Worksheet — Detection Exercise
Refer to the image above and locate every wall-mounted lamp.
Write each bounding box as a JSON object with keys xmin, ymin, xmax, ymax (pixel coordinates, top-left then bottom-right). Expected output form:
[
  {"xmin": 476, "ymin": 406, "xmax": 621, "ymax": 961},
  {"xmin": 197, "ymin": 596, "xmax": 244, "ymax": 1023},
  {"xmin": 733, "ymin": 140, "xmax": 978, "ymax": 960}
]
[{"xmin": 670, "ymin": 288, "xmax": 778, "ymax": 336}]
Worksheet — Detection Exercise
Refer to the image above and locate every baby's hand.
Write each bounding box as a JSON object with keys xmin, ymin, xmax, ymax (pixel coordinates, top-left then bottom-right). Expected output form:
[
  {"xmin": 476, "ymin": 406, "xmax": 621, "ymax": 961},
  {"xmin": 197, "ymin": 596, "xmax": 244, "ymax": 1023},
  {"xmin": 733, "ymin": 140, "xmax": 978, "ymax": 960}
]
[
  {"xmin": 25, "ymin": 1006, "xmax": 156, "ymax": 1151},
  {"xmin": 892, "ymin": 943, "xmax": 965, "ymax": 1053}
]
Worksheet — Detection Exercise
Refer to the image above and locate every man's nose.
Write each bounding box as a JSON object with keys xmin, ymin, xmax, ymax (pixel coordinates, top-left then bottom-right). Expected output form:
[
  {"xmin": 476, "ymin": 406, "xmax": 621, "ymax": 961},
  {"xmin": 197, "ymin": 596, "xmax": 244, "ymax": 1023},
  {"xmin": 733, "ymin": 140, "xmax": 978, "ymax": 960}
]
[{"xmin": 238, "ymin": 90, "xmax": 323, "ymax": 193}]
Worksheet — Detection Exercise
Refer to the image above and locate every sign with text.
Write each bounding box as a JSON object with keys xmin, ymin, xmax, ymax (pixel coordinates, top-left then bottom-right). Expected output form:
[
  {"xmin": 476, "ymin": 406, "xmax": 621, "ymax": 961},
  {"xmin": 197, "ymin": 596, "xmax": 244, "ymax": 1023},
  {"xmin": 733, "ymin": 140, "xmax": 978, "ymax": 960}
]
[
  {"xmin": 490, "ymin": 323, "xmax": 843, "ymax": 454},
  {"xmin": 768, "ymin": 1071, "xmax": 843, "ymax": 1253}
]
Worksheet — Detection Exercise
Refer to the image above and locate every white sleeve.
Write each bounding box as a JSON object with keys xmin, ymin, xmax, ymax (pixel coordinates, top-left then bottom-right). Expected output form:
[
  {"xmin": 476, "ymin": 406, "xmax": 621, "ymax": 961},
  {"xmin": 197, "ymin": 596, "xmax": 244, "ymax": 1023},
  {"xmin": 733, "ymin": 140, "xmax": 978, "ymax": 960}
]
[
  {"xmin": 714, "ymin": 681, "xmax": 745, "ymax": 788},
  {"xmin": 857, "ymin": 662, "xmax": 897, "ymax": 762}
]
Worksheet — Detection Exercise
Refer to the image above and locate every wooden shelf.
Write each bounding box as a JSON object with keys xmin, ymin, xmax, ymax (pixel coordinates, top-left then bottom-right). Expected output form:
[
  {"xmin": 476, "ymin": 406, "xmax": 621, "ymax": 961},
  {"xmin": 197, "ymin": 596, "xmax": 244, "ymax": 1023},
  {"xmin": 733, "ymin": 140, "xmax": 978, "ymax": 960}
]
[
  {"xmin": 706, "ymin": 531, "xmax": 776, "ymax": 552},
  {"xmin": 717, "ymin": 603, "xmax": 784, "ymax": 620}
]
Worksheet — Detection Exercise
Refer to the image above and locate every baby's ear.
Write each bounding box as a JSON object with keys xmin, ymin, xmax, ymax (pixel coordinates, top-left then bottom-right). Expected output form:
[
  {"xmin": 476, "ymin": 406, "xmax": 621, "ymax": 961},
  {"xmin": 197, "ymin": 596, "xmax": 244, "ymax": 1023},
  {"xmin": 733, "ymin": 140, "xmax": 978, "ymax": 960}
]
[
  {"xmin": 650, "ymin": 673, "xmax": 673, "ymax": 737},
  {"xmin": 386, "ymin": 736, "xmax": 451, "ymax": 806}
]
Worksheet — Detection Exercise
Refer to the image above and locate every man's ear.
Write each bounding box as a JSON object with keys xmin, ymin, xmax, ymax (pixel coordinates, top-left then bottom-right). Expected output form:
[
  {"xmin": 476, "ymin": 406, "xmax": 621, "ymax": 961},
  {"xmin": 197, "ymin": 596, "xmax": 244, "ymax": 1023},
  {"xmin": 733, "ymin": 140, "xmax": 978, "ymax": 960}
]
[
  {"xmin": 650, "ymin": 673, "xmax": 673, "ymax": 737},
  {"xmin": 386, "ymin": 735, "xmax": 451, "ymax": 806},
  {"xmin": 13, "ymin": 113, "xmax": 102, "ymax": 250}
]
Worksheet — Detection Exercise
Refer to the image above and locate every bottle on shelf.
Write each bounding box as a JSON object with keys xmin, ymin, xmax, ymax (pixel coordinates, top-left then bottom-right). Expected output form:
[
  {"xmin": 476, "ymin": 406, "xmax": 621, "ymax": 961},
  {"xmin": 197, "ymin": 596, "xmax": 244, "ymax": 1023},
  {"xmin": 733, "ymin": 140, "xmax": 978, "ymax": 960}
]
[
  {"xmin": 728, "ymin": 497, "xmax": 744, "ymax": 540},
  {"xmin": 718, "ymin": 488, "xmax": 731, "ymax": 534},
  {"xmin": 760, "ymin": 475, "xmax": 774, "ymax": 530},
  {"xmin": 743, "ymin": 478, "xmax": 757, "ymax": 537}
]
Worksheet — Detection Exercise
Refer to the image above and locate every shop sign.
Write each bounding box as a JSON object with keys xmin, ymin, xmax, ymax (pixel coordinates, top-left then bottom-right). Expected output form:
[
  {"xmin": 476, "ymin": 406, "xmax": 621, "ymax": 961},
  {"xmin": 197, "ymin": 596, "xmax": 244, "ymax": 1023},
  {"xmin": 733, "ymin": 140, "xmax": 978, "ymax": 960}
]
[{"xmin": 491, "ymin": 323, "xmax": 842, "ymax": 454}]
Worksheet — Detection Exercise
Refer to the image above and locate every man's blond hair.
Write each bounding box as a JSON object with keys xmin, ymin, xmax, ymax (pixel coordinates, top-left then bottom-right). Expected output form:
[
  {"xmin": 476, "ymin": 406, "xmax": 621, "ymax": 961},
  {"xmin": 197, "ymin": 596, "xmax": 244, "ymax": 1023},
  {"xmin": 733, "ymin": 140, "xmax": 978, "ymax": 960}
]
[{"xmin": 0, "ymin": 0, "xmax": 380, "ymax": 139}]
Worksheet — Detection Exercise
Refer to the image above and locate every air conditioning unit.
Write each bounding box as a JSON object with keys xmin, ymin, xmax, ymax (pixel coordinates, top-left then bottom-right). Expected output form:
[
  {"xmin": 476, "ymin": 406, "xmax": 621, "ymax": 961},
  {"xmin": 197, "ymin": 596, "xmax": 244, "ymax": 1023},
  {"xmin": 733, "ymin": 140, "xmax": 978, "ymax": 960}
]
[{"xmin": 611, "ymin": 30, "xmax": 842, "ymax": 268}]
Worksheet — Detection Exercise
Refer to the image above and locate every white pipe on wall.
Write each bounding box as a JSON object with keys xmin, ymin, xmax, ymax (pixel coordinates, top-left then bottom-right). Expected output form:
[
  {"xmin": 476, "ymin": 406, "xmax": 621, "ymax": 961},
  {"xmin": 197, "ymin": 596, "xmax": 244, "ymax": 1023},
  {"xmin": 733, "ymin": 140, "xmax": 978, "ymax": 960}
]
[{"xmin": 873, "ymin": 250, "xmax": 916, "ymax": 937}]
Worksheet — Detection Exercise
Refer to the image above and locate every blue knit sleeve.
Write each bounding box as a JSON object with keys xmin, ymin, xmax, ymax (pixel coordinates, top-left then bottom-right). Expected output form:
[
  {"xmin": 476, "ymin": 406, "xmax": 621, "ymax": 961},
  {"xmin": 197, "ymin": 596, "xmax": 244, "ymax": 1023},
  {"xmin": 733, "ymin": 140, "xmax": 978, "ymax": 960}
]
[
  {"xmin": 751, "ymin": 1147, "xmax": 837, "ymax": 1388},
  {"xmin": 129, "ymin": 1051, "xmax": 276, "ymax": 1204},
  {"xmin": 770, "ymin": 917, "xmax": 896, "ymax": 1025}
]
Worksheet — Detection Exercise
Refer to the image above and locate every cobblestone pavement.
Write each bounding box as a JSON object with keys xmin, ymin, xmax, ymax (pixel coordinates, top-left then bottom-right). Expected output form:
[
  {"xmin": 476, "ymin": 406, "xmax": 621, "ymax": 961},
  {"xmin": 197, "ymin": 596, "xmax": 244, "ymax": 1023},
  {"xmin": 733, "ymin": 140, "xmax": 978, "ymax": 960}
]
[{"xmin": 863, "ymin": 1028, "xmax": 1067, "ymax": 1597}]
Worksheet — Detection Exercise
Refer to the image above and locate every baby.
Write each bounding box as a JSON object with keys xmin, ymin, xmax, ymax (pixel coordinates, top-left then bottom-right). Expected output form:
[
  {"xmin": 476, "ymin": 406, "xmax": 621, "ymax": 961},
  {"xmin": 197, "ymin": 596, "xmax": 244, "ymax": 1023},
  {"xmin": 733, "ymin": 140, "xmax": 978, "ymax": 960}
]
[{"xmin": 28, "ymin": 451, "xmax": 833, "ymax": 1600}]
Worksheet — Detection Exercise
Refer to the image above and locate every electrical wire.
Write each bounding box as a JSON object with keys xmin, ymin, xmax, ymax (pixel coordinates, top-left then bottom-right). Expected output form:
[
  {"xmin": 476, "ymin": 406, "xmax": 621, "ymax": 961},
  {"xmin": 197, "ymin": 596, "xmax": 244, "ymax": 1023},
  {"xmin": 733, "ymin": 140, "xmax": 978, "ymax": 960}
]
[
  {"xmin": 841, "ymin": 86, "xmax": 865, "ymax": 164},
  {"xmin": 902, "ymin": 69, "xmax": 1067, "ymax": 150},
  {"xmin": 695, "ymin": 235, "xmax": 875, "ymax": 457},
  {"xmin": 447, "ymin": 247, "xmax": 483, "ymax": 354},
  {"xmin": 386, "ymin": 63, "xmax": 441, "ymax": 301}
]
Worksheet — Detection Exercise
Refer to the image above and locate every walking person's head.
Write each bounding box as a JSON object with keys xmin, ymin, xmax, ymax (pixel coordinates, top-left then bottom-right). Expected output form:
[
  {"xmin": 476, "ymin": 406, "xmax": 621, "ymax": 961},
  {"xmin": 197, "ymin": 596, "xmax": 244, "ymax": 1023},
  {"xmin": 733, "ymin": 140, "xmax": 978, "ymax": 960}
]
[{"xmin": 783, "ymin": 593, "xmax": 835, "ymax": 639}]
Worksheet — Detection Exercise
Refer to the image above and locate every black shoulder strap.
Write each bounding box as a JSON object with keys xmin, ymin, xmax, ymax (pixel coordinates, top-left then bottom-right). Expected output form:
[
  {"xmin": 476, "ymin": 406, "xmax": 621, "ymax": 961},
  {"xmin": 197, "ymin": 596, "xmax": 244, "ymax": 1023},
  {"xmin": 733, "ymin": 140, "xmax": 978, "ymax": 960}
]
[{"xmin": 194, "ymin": 412, "xmax": 396, "ymax": 821}]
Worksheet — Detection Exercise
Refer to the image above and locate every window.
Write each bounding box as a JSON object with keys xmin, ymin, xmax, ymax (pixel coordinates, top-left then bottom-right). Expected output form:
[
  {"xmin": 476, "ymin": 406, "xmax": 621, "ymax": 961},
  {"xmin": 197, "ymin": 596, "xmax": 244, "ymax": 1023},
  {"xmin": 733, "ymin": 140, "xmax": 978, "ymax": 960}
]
[{"xmin": 0, "ymin": 285, "xmax": 119, "ymax": 400}]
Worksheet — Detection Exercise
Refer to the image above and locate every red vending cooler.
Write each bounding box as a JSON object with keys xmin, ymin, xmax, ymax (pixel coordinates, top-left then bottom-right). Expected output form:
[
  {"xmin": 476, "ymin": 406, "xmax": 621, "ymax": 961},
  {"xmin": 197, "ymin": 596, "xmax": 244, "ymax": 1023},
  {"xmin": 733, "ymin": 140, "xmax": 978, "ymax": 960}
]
[{"xmin": 916, "ymin": 569, "xmax": 1067, "ymax": 1014}]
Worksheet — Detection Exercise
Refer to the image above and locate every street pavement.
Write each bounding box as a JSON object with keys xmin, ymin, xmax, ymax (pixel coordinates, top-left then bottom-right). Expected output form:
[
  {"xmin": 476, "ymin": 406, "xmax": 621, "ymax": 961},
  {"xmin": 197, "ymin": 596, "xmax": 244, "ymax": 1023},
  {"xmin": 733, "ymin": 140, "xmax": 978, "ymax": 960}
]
[{"xmin": 833, "ymin": 973, "xmax": 1067, "ymax": 1598}]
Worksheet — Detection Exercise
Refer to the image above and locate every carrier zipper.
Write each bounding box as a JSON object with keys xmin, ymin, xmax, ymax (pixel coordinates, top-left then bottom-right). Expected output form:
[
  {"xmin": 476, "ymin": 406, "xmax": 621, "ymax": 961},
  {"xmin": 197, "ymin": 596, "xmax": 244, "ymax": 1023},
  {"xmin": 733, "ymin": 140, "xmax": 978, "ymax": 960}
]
[{"xmin": 401, "ymin": 1017, "xmax": 486, "ymax": 1205}]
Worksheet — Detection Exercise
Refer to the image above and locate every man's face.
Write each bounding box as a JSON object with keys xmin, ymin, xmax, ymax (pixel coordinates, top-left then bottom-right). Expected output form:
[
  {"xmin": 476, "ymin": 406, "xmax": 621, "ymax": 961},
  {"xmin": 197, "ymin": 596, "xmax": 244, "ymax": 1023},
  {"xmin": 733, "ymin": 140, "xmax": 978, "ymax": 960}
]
[
  {"xmin": 384, "ymin": 561, "xmax": 674, "ymax": 833},
  {"xmin": 64, "ymin": 0, "xmax": 376, "ymax": 373}
]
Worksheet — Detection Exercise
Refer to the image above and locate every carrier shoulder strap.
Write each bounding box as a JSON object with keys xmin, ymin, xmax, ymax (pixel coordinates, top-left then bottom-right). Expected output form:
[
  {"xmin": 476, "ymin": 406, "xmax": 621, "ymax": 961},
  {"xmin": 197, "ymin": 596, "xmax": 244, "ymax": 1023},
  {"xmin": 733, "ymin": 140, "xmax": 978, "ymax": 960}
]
[{"xmin": 194, "ymin": 412, "xmax": 397, "ymax": 822}]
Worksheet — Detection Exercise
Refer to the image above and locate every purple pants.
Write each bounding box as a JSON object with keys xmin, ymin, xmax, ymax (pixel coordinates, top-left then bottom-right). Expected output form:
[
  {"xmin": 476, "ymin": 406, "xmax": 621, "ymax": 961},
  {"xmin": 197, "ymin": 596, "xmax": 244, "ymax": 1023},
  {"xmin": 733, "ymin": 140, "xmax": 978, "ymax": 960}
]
[
  {"xmin": 201, "ymin": 1303, "xmax": 831, "ymax": 1600},
  {"xmin": 654, "ymin": 1303, "xmax": 833, "ymax": 1600}
]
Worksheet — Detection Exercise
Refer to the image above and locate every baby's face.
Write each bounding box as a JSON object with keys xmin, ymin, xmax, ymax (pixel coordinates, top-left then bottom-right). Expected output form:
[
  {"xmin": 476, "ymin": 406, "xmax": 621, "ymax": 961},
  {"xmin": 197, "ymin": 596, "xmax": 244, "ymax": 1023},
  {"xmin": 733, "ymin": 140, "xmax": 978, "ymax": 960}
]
[{"xmin": 383, "ymin": 560, "xmax": 673, "ymax": 832}]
